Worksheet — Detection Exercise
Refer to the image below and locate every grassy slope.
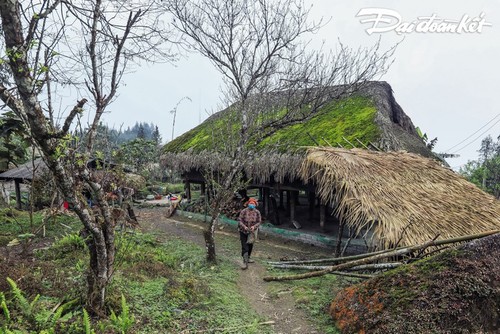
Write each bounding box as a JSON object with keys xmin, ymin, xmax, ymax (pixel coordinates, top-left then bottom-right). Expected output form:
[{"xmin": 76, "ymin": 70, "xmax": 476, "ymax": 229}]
[
  {"xmin": 163, "ymin": 96, "xmax": 379, "ymax": 154},
  {"xmin": 330, "ymin": 235, "xmax": 500, "ymax": 334},
  {"xmin": 0, "ymin": 209, "xmax": 343, "ymax": 333}
]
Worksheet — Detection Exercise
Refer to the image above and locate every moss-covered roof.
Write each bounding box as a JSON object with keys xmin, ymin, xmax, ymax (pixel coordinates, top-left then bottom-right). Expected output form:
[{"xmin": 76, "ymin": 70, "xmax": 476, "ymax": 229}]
[
  {"xmin": 163, "ymin": 95, "xmax": 380, "ymax": 154},
  {"xmin": 161, "ymin": 82, "xmax": 438, "ymax": 178}
]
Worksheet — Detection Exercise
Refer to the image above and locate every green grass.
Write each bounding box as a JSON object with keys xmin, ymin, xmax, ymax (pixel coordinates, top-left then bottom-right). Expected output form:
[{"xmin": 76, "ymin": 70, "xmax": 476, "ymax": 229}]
[
  {"xmin": 0, "ymin": 208, "xmax": 80, "ymax": 246},
  {"xmin": 110, "ymin": 233, "xmax": 269, "ymax": 333},
  {"xmin": 1, "ymin": 210, "xmax": 344, "ymax": 333},
  {"xmin": 0, "ymin": 217, "xmax": 271, "ymax": 333}
]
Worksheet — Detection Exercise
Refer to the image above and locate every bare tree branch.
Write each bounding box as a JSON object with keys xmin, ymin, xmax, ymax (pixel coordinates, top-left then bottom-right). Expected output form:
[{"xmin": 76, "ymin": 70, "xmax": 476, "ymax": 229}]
[
  {"xmin": 166, "ymin": 0, "xmax": 396, "ymax": 262},
  {"xmin": 0, "ymin": 0, "xmax": 177, "ymax": 314}
]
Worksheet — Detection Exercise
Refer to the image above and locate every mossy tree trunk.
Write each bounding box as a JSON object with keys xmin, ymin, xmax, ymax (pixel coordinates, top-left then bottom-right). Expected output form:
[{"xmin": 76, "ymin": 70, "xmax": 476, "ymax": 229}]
[{"xmin": 0, "ymin": 0, "xmax": 173, "ymax": 315}]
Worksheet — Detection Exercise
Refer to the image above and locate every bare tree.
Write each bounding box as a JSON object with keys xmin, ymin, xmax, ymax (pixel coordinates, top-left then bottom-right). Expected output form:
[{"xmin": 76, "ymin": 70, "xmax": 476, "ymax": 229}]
[
  {"xmin": 0, "ymin": 0, "xmax": 175, "ymax": 314},
  {"xmin": 166, "ymin": 0, "xmax": 395, "ymax": 263}
]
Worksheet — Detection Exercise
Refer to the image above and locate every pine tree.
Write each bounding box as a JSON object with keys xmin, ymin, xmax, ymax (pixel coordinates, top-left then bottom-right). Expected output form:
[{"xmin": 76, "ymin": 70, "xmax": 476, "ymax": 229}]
[
  {"xmin": 152, "ymin": 126, "xmax": 162, "ymax": 145},
  {"xmin": 137, "ymin": 124, "xmax": 146, "ymax": 139}
]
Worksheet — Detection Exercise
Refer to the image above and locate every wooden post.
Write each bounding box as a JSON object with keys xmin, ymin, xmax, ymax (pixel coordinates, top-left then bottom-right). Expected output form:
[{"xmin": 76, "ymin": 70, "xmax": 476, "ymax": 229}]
[
  {"xmin": 200, "ymin": 182, "xmax": 206, "ymax": 196},
  {"xmin": 294, "ymin": 191, "xmax": 300, "ymax": 205},
  {"xmin": 279, "ymin": 190, "xmax": 284, "ymax": 210},
  {"xmin": 308, "ymin": 191, "xmax": 315, "ymax": 219},
  {"xmin": 258, "ymin": 188, "xmax": 264, "ymax": 202},
  {"xmin": 290, "ymin": 191, "xmax": 296, "ymax": 223},
  {"xmin": 14, "ymin": 179, "xmax": 21, "ymax": 210},
  {"xmin": 285, "ymin": 190, "xmax": 291, "ymax": 217},
  {"xmin": 335, "ymin": 222, "xmax": 345, "ymax": 257},
  {"xmin": 263, "ymin": 188, "xmax": 270, "ymax": 217},
  {"xmin": 320, "ymin": 204, "xmax": 326, "ymax": 230},
  {"xmin": 184, "ymin": 181, "xmax": 191, "ymax": 201},
  {"xmin": 270, "ymin": 191, "xmax": 280, "ymax": 225}
]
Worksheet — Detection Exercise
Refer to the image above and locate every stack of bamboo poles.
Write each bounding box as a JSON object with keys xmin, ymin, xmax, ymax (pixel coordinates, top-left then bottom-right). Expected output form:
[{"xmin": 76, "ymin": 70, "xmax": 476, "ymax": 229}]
[{"xmin": 264, "ymin": 230, "xmax": 499, "ymax": 282}]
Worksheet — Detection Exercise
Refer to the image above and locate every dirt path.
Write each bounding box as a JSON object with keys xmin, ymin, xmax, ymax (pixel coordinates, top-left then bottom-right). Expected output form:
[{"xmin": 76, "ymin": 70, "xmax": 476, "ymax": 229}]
[
  {"xmin": 237, "ymin": 261, "xmax": 318, "ymax": 334},
  {"xmin": 138, "ymin": 208, "xmax": 330, "ymax": 334}
]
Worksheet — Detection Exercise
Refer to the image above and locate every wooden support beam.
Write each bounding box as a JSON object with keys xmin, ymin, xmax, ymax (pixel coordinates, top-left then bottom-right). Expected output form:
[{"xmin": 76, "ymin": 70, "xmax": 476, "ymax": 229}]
[
  {"xmin": 335, "ymin": 222, "xmax": 345, "ymax": 257},
  {"xmin": 270, "ymin": 191, "xmax": 280, "ymax": 225},
  {"xmin": 290, "ymin": 191, "xmax": 296, "ymax": 222},
  {"xmin": 285, "ymin": 190, "xmax": 291, "ymax": 217},
  {"xmin": 279, "ymin": 190, "xmax": 284, "ymax": 210},
  {"xmin": 15, "ymin": 179, "xmax": 21, "ymax": 210},
  {"xmin": 320, "ymin": 204, "xmax": 326, "ymax": 230},
  {"xmin": 200, "ymin": 182, "xmax": 206, "ymax": 196},
  {"xmin": 263, "ymin": 188, "xmax": 270, "ymax": 217},
  {"xmin": 184, "ymin": 181, "xmax": 191, "ymax": 201},
  {"xmin": 308, "ymin": 191, "xmax": 315, "ymax": 219},
  {"xmin": 294, "ymin": 190, "xmax": 300, "ymax": 205}
]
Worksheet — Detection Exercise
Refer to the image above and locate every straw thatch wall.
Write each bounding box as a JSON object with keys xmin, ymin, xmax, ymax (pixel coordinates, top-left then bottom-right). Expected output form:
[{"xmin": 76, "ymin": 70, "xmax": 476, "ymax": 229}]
[
  {"xmin": 301, "ymin": 147, "xmax": 500, "ymax": 249},
  {"xmin": 161, "ymin": 150, "xmax": 305, "ymax": 184}
]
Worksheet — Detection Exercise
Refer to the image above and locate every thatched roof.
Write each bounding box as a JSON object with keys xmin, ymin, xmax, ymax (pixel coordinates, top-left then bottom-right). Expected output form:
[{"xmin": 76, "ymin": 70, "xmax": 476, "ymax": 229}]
[
  {"xmin": 301, "ymin": 147, "xmax": 500, "ymax": 249},
  {"xmin": 0, "ymin": 158, "xmax": 143, "ymax": 190},
  {"xmin": 0, "ymin": 158, "xmax": 47, "ymax": 181},
  {"xmin": 162, "ymin": 81, "xmax": 441, "ymax": 178}
]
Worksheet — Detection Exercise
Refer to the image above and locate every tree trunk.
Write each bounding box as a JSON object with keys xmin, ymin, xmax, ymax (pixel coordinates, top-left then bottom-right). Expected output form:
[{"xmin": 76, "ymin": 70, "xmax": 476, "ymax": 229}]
[
  {"xmin": 80, "ymin": 214, "xmax": 115, "ymax": 315},
  {"xmin": 205, "ymin": 214, "xmax": 218, "ymax": 263},
  {"xmin": 335, "ymin": 221, "xmax": 345, "ymax": 257}
]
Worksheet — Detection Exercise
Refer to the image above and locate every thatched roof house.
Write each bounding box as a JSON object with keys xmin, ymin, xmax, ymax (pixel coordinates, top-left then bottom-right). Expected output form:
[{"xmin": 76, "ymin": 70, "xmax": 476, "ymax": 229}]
[
  {"xmin": 162, "ymin": 81, "xmax": 440, "ymax": 184},
  {"xmin": 0, "ymin": 158, "xmax": 145, "ymax": 209},
  {"xmin": 161, "ymin": 81, "xmax": 497, "ymax": 250},
  {"xmin": 301, "ymin": 147, "xmax": 500, "ymax": 249},
  {"xmin": 0, "ymin": 158, "xmax": 47, "ymax": 181},
  {"xmin": 0, "ymin": 158, "xmax": 47, "ymax": 209}
]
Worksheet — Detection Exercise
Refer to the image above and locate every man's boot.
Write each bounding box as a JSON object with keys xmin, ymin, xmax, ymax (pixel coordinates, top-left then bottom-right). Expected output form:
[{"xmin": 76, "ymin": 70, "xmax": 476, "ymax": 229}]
[{"xmin": 241, "ymin": 252, "xmax": 249, "ymax": 270}]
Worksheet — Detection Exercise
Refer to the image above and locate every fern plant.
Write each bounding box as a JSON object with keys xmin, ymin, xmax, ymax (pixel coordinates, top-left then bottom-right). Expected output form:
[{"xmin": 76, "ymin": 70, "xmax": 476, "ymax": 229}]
[
  {"xmin": 0, "ymin": 292, "xmax": 11, "ymax": 334},
  {"xmin": 82, "ymin": 309, "xmax": 95, "ymax": 334},
  {"xmin": 109, "ymin": 294, "xmax": 134, "ymax": 334},
  {"xmin": 6, "ymin": 277, "xmax": 34, "ymax": 320},
  {"xmin": 0, "ymin": 292, "xmax": 10, "ymax": 324},
  {"xmin": 3, "ymin": 278, "xmax": 77, "ymax": 333}
]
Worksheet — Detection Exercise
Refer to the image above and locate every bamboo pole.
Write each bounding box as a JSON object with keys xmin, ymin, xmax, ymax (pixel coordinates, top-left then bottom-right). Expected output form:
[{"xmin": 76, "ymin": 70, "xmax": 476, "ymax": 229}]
[
  {"xmin": 263, "ymin": 230, "xmax": 499, "ymax": 282},
  {"xmin": 267, "ymin": 230, "xmax": 500, "ymax": 266},
  {"xmin": 271, "ymin": 262, "xmax": 402, "ymax": 272},
  {"xmin": 267, "ymin": 247, "xmax": 404, "ymax": 266}
]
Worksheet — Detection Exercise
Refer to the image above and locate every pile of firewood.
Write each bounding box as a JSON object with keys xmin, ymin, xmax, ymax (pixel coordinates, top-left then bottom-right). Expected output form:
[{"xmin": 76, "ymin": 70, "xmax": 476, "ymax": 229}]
[{"xmin": 264, "ymin": 230, "xmax": 499, "ymax": 282}]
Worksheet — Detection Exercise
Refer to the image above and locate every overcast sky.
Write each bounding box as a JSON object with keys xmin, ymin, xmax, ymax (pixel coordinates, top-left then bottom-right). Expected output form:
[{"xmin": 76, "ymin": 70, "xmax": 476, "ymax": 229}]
[{"xmin": 103, "ymin": 0, "xmax": 500, "ymax": 170}]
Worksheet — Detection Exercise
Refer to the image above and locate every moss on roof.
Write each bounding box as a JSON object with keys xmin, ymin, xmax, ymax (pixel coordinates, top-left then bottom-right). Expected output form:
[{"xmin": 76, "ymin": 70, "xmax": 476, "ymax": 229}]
[
  {"xmin": 257, "ymin": 96, "xmax": 378, "ymax": 151},
  {"xmin": 163, "ymin": 95, "xmax": 379, "ymax": 154}
]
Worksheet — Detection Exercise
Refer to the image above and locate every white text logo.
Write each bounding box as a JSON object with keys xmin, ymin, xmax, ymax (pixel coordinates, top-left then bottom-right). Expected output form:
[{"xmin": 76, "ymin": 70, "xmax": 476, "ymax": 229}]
[{"xmin": 356, "ymin": 8, "xmax": 492, "ymax": 35}]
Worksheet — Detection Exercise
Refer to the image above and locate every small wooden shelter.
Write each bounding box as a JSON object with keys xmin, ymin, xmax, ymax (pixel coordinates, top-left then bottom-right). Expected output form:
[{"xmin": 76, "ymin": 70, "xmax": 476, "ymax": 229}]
[
  {"xmin": 0, "ymin": 158, "xmax": 47, "ymax": 209},
  {"xmin": 0, "ymin": 158, "xmax": 145, "ymax": 210}
]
